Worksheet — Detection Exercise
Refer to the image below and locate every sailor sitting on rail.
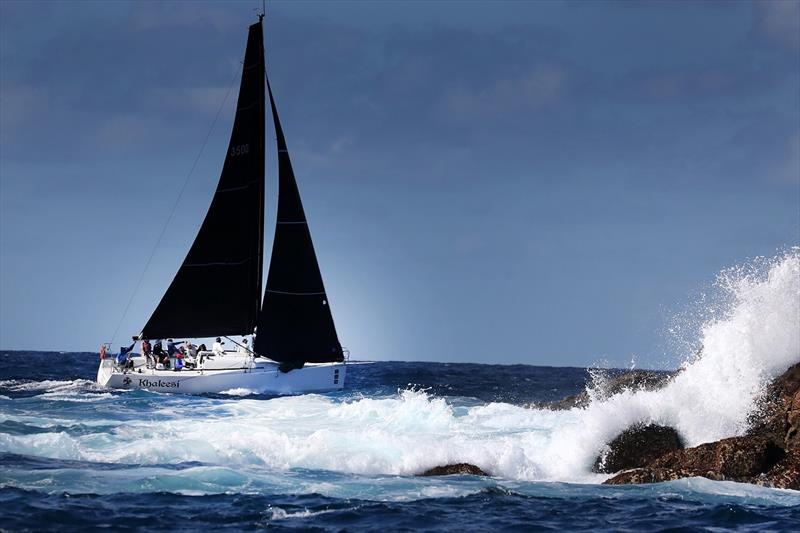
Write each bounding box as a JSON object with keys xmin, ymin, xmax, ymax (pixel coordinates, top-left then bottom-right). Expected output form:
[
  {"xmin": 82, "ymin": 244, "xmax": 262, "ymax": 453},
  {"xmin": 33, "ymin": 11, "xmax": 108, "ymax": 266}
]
[{"xmin": 183, "ymin": 342, "xmax": 198, "ymax": 368}]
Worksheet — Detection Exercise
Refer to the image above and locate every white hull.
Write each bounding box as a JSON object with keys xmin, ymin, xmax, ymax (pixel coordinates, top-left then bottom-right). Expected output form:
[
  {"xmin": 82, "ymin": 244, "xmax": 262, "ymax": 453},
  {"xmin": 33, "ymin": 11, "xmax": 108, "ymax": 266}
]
[{"xmin": 96, "ymin": 355, "xmax": 345, "ymax": 395}]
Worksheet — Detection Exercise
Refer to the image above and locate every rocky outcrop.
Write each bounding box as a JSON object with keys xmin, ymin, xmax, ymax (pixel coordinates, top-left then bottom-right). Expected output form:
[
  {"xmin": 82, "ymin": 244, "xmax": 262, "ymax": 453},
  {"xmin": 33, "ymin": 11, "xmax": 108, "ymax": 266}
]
[
  {"xmin": 593, "ymin": 424, "xmax": 684, "ymax": 473},
  {"xmin": 536, "ymin": 370, "xmax": 676, "ymax": 410},
  {"xmin": 649, "ymin": 436, "xmax": 785, "ymax": 478},
  {"xmin": 756, "ymin": 447, "xmax": 800, "ymax": 489},
  {"xmin": 604, "ymin": 435, "xmax": 787, "ymax": 486},
  {"xmin": 418, "ymin": 463, "xmax": 489, "ymax": 477},
  {"xmin": 603, "ymin": 362, "xmax": 800, "ymax": 490},
  {"xmin": 746, "ymin": 362, "xmax": 800, "ymax": 449}
]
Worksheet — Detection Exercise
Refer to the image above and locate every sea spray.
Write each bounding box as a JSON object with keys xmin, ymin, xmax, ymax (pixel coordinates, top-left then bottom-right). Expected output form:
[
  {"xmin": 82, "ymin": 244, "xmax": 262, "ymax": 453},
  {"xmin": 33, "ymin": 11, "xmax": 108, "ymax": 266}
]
[{"xmin": 546, "ymin": 248, "xmax": 800, "ymax": 478}]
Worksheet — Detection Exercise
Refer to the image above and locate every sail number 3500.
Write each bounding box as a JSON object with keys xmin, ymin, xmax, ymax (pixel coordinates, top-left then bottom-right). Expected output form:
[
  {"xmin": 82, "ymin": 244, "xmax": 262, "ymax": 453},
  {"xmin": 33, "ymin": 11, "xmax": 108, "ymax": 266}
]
[{"xmin": 230, "ymin": 144, "xmax": 250, "ymax": 157}]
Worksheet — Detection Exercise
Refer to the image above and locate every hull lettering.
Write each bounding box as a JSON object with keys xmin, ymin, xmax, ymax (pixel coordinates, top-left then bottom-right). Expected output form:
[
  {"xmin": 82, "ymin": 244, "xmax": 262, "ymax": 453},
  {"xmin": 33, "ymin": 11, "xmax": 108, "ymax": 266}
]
[{"xmin": 138, "ymin": 378, "xmax": 180, "ymax": 389}]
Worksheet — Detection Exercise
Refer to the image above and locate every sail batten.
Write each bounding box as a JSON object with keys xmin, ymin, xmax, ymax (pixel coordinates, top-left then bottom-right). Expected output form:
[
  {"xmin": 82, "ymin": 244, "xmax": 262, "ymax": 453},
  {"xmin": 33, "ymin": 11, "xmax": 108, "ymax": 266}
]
[
  {"xmin": 253, "ymin": 77, "xmax": 344, "ymax": 364},
  {"xmin": 140, "ymin": 20, "xmax": 266, "ymax": 340}
]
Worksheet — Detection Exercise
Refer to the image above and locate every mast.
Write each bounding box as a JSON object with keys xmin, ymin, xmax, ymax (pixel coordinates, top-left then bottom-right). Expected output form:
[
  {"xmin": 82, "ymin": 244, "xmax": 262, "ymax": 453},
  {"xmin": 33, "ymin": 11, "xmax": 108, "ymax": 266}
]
[{"xmin": 140, "ymin": 19, "xmax": 266, "ymax": 340}]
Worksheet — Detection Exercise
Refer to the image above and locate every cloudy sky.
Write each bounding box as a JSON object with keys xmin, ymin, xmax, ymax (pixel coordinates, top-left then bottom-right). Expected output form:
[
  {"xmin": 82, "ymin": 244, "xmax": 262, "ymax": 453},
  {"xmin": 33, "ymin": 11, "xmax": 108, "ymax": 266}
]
[{"xmin": 1, "ymin": 0, "xmax": 798, "ymax": 367}]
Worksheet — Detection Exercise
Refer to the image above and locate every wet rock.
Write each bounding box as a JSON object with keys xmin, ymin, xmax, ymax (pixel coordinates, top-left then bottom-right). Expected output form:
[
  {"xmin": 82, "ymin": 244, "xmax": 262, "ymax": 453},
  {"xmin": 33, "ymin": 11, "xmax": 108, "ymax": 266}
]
[
  {"xmin": 593, "ymin": 424, "xmax": 684, "ymax": 474},
  {"xmin": 604, "ymin": 435, "xmax": 788, "ymax": 486},
  {"xmin": 604, "ymin": 362, "xmax": 800, "ymax": 489},
  {"xmin": 605, "ymin": 370, "xmax": 800, "ymax": 490},
  {"xmin": 750, "ymin": 447, "xmax": 800, "ymax": 490},
  {"xmin": 747, "ymin": 362, "xmax": 800, "ymax": 448},
  {"xmin": 536, "ymin": 391, "xmax": 591, "ymax": 410},
  {"xmin": 418, "ymin": 463, "xmax": 489, "ymax": 477},
  {"xmin": 646, "ymin": 435, "xmax": 785, "ymax": 478},
  {"xmin": 535, "ymin": 370, "xmax": 677, "ymax": 410}
]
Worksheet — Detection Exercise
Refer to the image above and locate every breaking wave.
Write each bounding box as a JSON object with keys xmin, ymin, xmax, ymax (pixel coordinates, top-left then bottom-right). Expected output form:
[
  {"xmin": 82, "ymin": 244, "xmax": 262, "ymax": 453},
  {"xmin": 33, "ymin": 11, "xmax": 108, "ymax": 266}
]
[
  {"xmin": 0, "ymin": 250, "xmax": 798, "ymax": 494},
  {"xmin": 542, "ymin": 249, "xmax": 800, "ymax": 478}
]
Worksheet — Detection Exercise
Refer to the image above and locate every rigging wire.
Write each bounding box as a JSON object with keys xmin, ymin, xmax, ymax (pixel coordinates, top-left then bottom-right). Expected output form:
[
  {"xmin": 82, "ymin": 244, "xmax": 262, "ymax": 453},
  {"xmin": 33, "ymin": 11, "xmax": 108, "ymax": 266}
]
[
  {"xmin": 108, "ymin": 66, "xmax": 243, "ymax": 348},
  {"xmin": 224, "ymin": 335, "xmax": 258, "ymax": 357}
]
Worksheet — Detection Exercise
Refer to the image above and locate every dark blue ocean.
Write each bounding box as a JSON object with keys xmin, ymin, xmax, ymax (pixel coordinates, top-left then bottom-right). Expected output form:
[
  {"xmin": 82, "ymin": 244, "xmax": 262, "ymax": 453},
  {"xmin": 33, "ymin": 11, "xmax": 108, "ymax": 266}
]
[{"xmin": 1, "ymin": 351, "xmax": 799, "ymax": 532}]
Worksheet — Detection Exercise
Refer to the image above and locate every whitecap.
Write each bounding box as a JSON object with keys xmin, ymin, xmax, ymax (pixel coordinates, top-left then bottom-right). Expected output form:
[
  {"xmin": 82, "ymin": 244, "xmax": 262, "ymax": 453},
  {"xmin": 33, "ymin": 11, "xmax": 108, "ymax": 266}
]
[
  {"xmin": 220, "ymin": 388, "xmax": 258, "ymax": 396},
  {"xmin": 267, "ymin": 506, "xmax": 345, "ymax": 521}
]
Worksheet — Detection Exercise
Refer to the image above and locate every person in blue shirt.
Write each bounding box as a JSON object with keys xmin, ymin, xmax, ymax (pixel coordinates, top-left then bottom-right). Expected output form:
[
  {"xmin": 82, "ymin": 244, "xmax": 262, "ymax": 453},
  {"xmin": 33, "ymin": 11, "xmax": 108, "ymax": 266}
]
[
  {"xmin": 166, "ymin": 339, "xmax": 184, "ymax": 369},
  {"xmin": 166, "ymin": 339, "xmax": 184, "ymax": 357},
  {"xmin": 116, "ymin": 341, "xmax": 136, "ymax": 369}
]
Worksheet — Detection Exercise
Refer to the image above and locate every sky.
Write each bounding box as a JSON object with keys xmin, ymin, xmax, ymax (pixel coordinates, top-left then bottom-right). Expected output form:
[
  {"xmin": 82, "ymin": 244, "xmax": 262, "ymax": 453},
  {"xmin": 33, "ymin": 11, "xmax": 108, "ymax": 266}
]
[{"xmin": 1, "ymin": 0, "xmax": 798, "ymax": 368}]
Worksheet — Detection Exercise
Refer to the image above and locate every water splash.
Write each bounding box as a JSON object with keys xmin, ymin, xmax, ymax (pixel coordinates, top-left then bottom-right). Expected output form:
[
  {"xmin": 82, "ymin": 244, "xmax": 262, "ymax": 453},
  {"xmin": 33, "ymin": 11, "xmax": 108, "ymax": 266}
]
[{"xmin": 546, "ymin": 248, "xmax": 800, "ymax": 478}]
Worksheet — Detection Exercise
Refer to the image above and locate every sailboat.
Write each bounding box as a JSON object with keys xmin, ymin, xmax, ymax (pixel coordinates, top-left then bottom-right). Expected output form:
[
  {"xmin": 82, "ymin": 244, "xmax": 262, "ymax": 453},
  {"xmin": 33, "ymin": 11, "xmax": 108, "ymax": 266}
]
[{"xmin": 97, "ymin": 15, "xmax": 347, "ymax": 395}]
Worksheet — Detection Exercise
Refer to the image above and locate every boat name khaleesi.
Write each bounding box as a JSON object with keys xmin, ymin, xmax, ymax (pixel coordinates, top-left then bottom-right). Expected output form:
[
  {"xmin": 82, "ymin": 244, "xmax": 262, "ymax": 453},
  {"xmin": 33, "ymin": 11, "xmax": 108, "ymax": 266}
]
[{"xmin": 137, "ymin": 379, "xmax": 180, "ymax": 389}]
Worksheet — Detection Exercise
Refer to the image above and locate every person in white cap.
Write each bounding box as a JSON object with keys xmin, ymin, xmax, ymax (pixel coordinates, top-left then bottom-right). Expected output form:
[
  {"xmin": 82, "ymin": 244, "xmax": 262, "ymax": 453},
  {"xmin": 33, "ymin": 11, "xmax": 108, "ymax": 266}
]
[
  {"xmin": 237, "ymin": 337, "xmax": 250, "ymax": 356},
  {"xmin": 212, "ymin": 337, "xmax": 225, "ymax": 356}
]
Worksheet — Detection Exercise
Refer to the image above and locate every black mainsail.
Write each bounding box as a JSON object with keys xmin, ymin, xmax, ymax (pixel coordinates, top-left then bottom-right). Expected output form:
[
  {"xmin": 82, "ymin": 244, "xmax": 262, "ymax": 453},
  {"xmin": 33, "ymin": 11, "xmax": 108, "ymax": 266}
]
[
  {"xmin": 252, "ymin": 79, "xmax": 344, "ymax": 365},
  {"xmin": 140, "ymin": 20, "xmax": 265, "ymax": 340}
]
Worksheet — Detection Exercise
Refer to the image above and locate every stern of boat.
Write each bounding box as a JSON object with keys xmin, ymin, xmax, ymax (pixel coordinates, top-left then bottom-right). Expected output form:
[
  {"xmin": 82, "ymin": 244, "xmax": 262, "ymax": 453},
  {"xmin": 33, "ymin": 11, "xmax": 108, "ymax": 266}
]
[{"xmin": 96, "ymin": 358, "xmax": 114, "ymax": 387}]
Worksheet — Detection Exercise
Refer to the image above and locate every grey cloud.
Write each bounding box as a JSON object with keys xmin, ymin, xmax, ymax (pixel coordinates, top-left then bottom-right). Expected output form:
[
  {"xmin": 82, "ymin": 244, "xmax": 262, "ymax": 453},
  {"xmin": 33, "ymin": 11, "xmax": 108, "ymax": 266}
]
[
  {"xmin": 439, "ymin": 64, "xmax": 568, "ymax": 122},
  {"xmin": 752, "ymin": 0, "xmax": 800, "ymax": 51}
]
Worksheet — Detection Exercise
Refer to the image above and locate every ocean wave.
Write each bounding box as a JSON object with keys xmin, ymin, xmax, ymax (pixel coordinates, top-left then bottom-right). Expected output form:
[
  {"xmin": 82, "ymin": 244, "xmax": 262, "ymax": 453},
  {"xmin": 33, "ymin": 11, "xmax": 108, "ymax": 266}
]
[
  {"xmin": 0, "ymin": 251, "xmax": 796, "ymax": 494},
  {"xmin": 0, "ymin": 379, "xmax": 99, "ymax": 394}
]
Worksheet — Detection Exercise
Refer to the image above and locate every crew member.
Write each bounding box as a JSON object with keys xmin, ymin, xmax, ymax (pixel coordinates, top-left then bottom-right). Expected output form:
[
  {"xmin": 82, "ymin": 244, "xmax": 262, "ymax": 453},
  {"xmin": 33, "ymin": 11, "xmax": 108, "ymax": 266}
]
[
  {"xmin": 116, "ymin": 341, "xmax": 136, "ymax": 370},
  {"xmin": 153, "ymin": 340, "xmax": 168, "ymax": 368},
  {"xmin": 184, "ymin": 341, "xmax": 198, "ymax": 368},
  {"xmin": 237, "ymin": 338, "xmax": 250, "ymax": 356},
  {"xmin": 141, "ymin": 339, "xmax": 153, "ymax": 368},
  {"xmin": 212, "ymin": 337, "xmax": 225, "ymax": 356},
  {"xmin": 167, "ymin": 339, "xmax": 184, "ymax": 369}
]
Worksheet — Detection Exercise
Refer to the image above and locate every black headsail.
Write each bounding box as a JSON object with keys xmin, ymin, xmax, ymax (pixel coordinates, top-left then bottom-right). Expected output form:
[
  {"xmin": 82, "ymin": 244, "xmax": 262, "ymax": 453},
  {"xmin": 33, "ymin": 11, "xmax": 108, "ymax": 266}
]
[
  {"xmin": 253, "ymin": 78, "xmax": 344, "ymax": 365},
  {"xmin": 141, "ymin": 20, "xmax": 265, "ymax": 340}
]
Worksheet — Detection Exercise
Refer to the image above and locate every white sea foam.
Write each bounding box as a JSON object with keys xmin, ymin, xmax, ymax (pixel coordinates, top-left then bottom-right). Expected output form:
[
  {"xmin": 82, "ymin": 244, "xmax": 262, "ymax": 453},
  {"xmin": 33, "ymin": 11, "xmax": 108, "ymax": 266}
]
[
  {"xmin": 0, "ymin": 379, "xmax": 98, "ymax": 393},
  {"xmin": 267, "ymin": 506, "xmax": 344, "ymax": 521},
  {"xmin": 220, "ymin": 388, "xmax": 258, "ymax": 397},
  {"xmin": 1, "ymin": 251, "xmax": 797, "ymax": 488}
]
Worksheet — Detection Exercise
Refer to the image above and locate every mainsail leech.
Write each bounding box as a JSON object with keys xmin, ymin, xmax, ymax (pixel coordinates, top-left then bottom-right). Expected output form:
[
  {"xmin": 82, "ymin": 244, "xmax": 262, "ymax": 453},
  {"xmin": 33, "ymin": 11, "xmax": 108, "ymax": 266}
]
[{"xmin": 140, "ymin": 21, "xmax": 266, "ymax": 340}]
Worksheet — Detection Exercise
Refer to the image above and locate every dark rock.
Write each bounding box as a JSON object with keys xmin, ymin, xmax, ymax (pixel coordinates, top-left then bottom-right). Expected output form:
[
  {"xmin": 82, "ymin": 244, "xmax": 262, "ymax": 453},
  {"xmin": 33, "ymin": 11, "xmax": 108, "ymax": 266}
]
[
  {"xmin": 593, "ymin": 424, "xmax": 684, "ymax": 473},
  {"xmin": 646, "ymin": 435, "xmax": 785, "ymax": 478},
  {"xmin": 534, "ymin": 370, "xmax": 677, "ymax": 410},
  {"xmin": 747, "ymin": 362, "xmax": 800, "ymax": 449},
  {"xmin": 418, "ymin": 463, "xmax": 489, "ymax": 477},
  {"xmin": 536, "ymin": 391, "xmax": 591, "ymax": 410},
  {"xmin": 604, "ymin": 363, "xmax": 800, "ymax": 489},
  {"xmin": 750, "ymin": 447, "xmax": 800, "ymax": 490},
  {"xmin": 604, "ymin": 435, "xmax": 790, "ymax": 487}
]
